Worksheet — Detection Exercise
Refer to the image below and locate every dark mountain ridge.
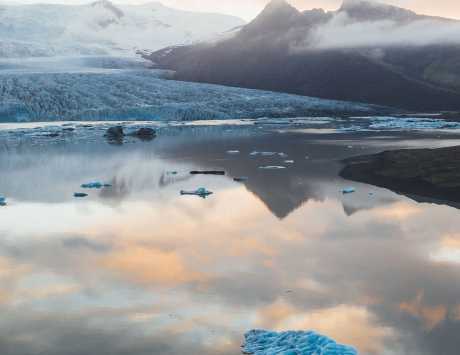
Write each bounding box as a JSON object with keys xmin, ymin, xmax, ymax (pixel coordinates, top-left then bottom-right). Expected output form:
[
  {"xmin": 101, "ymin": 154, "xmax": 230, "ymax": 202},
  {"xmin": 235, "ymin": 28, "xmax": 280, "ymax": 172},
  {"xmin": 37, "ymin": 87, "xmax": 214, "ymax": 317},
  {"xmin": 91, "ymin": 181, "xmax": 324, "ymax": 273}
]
[{"xmin": 146, "ymin": 0, "xmax": 460, "ymax": 111}]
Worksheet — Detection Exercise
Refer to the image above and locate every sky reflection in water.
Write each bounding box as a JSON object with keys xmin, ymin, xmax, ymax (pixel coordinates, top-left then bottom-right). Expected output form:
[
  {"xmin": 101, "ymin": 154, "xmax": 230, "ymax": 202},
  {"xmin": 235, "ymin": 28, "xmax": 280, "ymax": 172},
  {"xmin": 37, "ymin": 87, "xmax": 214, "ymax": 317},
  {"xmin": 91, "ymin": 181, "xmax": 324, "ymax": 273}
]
[{"xmin": 1, "ymin": 126, "xmax": 460, "ymax": 355}]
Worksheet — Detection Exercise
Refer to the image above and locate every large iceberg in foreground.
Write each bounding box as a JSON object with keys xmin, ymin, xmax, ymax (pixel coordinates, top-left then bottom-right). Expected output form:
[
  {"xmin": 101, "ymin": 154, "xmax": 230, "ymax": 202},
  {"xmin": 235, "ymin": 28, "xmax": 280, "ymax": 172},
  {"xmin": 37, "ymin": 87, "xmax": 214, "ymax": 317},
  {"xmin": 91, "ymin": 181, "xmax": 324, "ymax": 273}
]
[{"xmin": 242, "ymin": 330, "xmax": 357, "ymax": 355}]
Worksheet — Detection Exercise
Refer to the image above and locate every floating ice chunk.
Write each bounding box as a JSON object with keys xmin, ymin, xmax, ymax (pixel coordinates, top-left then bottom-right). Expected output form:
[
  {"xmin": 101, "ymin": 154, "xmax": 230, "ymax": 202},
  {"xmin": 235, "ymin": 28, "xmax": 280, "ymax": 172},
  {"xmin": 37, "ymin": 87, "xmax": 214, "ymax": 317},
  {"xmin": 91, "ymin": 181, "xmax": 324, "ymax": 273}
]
[
  {"xmin": 242, "ymin": 330, "xmax": 357, "ymax": 355},
  {"xmin": 0, "ymin": 196, "xmax": 6, "ymax": 206},
  {"xmin": 278, "ymin": 152, "xmax": 288, "ymax": 158},
  {"xmin": 227, "ymin": 150, "xmax": 241, "ymax": 155},
  {"xmin": 250, "ymin": 151, "xmax": 277, "ymax": 157},
  {"xmin": 166, "ymin": 171, "xmax": 178, "ymax": 175},
  {"xmin": 81, "ymin": 182, "xmax": 112, "ymax": 189},
  {"xmin": 284, "ymin": 160, "xmax": 295, "ymax": 164},
  {"xmin": 74, "ymin": 192, "xmax": 88, "ymax": 198},
  {"xmin": 259, "ymin": 166, "xmax": 287, "ymax": 170},
  {"xmin": 180, "ymin": 187, "xmax": 213, "ymax": 198},
  {"xmin": 342, "ymin": 187, "xmax": 356, "ymax": 194}
]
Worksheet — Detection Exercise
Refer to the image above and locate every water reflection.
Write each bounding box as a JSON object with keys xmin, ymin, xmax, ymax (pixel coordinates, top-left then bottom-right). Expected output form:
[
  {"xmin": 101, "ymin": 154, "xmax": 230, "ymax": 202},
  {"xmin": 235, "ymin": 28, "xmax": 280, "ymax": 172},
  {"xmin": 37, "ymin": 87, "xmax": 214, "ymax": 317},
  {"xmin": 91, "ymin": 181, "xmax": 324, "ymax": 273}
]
[{"xmin": 1, "ymin": 127, "xmax": 460, "ymax": 354}]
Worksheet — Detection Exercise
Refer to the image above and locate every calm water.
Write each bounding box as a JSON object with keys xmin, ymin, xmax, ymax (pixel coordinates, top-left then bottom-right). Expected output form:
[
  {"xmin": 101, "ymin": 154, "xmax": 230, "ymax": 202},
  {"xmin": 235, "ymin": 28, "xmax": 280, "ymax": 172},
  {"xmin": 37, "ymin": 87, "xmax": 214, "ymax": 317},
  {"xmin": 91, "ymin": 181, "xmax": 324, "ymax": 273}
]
[{"xmin": 1, "ymin": 123, "xmax": 460, "ymax": 355}]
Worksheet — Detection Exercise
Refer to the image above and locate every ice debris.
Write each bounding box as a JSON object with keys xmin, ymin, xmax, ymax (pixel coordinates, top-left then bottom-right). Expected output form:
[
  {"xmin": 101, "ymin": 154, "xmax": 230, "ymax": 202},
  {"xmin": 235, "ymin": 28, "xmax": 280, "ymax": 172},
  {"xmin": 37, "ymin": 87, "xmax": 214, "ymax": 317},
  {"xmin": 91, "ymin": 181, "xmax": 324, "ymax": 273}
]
[
  {"xmin": 81, "ymin": 182, "xmax": 112, "ymax": 189},
  {"xmin": 180, "ymin": 188, "xmax": 213, "ymax": 198},
  {"xmin": 74, "ymin": 193, "xmax": 88, "ymax": 198},
  {"xmin": 342, "ymin": 187, "xmax": 356, "ymax": 194},
  {"xmin": 284, "ymin": 160, "xmax": 295, "ymax": 164},
  {"xmin": 250, "ymin": 151, "xmax": 277, "ymax": 157},
  {"xmin": 0, "ymin": 196, "xmax": 7, "ymax": 206},
  {"xmin": 227, "ymin": 150, "xmax": 241, "ymax": 155},
  {"xmin": 242, "ymin": 330, "xmax": 357, "ymax": 355},
  {"xmin": 250, "ymin": 151, "xmax": 289, "ymax": 158},
  {"xmin": 259, "ymin": 166, "xmax": 287, "ymax": 170}
]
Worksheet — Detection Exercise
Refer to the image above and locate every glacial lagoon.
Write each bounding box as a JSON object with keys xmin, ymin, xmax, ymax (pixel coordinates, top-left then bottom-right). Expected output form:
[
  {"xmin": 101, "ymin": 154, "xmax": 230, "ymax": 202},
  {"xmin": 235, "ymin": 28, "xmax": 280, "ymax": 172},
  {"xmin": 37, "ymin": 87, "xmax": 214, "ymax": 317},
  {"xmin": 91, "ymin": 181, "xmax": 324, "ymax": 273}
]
[{"xmin": 1, "ymin": 120, "xmax": 460, "ymax": 354}]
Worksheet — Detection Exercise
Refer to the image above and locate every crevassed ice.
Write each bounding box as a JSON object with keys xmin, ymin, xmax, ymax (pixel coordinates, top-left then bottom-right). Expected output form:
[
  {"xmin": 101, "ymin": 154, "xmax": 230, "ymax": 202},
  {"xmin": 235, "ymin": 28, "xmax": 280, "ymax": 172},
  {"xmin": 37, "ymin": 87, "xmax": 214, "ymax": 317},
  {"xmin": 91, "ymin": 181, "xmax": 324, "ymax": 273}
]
[
  {"xmin": 242, "ymin": 330, "xmax": 358, "ymax": 355},
  {"xmin": 0, "ymin": 70, "xmax": 377, "ymax": 122}
]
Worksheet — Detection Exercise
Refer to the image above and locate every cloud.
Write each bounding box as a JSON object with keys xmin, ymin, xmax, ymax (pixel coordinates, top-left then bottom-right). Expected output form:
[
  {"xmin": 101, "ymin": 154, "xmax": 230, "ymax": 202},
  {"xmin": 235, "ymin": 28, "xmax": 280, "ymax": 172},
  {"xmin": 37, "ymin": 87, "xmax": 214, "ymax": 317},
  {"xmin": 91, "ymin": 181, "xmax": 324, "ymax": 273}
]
[{"xmin": 307, "ymin": 12, "xmax": 460, "ymax": 49}]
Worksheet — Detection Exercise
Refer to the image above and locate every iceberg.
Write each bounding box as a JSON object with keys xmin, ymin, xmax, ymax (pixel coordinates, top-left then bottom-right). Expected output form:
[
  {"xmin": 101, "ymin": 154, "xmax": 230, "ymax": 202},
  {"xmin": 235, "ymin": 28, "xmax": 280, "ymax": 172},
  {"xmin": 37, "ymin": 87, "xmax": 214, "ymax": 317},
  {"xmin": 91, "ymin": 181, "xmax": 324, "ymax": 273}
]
[
  {"xmin": 242, "ymin": 330, "xmax": 357, "ymax": 355},
  {"xmin": 81, "ymin": 182, "xmax": 112, "ymax": 189},
  {"xmin": 180, "ymin": 187, "xmax": 213, "ymax": 198},
  {"xmin": 0, "ymin": 196, "xmax": 6, "ymax": 206},
  {"xmin": 342, "ymin": 187, "xmax": 356, "ymax": 194},
  {"xmin": 74, "ymin": 192, "xmax": 88, "ymax": 198},
  {"xmin": 250, "ymin": 151, "xmax": 278, "ymax": 157},
  {"xmin": 259, "ymin": 166, "xmax": 287, "ymax": 170}
]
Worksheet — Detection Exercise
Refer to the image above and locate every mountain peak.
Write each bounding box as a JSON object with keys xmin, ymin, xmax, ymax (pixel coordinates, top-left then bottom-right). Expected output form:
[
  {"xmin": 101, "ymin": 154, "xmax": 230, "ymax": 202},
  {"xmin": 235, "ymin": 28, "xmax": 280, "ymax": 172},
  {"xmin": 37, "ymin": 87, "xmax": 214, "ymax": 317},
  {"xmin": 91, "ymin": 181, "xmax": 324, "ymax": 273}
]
[
  {"xmin": 262, "ymin": 0, "xmax": 298, "ymax": 14},
  {"xmin": 91, "ymin": 0, "xmax": 124, "ymax": 18},
  {"xmin": 241, "ymin": 0, "xmax": 301, "ymax": 36}
]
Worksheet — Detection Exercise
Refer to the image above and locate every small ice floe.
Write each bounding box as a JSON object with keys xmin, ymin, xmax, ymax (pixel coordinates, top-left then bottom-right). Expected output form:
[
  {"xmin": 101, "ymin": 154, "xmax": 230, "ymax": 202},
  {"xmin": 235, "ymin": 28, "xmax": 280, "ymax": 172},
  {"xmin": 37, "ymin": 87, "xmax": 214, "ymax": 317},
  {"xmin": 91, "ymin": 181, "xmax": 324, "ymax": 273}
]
[
  {"xmin": 278, "ymin": 152, "xmax": 288, "ymax": 158},
  {"xmin": 190, "ymin": 170, "xmax": 225, "ymax": 175},
  {"xmin": 259, "ymin": 166, "xmax": 287, "ymax": 170},
  {"xmin": 0, "ymin": 196, "xmax": 7, "ymax": 206},
  {"xmin": 242, "ymin": 330, "xmax": 357, "ymax": 355},
  {"xmin": 74, "ymin": 193, "xmax": 88, "ymax": 198},
  {"xmin": 342, "ymin": 187, "xmax": 356, "ymax": 194},
  {"xmin": 81, "ymin": 182, "xmax": 112, "ymax": 189},
  {"xmin": 250, "ymin": 151, "xmax": 277, "ymax": 157},
  {"xmin": 284, "ymin": 160, "xmax": 295, "ymax": 164},
  {"xmin": 180, "ymin": 188, "xmax": 213, "ymax": 198},
  {"xmin": 233, "ymin": 177, "xmax": 249, "ymax": 182},
  {"xmin": 166, "ymin": 171, "xmax": 178, "ymax": 175},
  {"xmin": 227, "ymin": 150, "xmax": 241, "ymax": 155}
]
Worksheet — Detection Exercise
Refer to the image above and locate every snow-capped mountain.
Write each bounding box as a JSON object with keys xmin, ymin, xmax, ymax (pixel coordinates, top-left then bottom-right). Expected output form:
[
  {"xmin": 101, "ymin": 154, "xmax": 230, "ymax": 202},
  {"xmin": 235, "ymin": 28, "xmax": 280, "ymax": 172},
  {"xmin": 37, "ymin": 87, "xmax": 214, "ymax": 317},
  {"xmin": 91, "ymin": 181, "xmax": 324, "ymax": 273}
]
[{"xmin": 0, "ymin": 1, "xmax": 245, "ymax": 57}]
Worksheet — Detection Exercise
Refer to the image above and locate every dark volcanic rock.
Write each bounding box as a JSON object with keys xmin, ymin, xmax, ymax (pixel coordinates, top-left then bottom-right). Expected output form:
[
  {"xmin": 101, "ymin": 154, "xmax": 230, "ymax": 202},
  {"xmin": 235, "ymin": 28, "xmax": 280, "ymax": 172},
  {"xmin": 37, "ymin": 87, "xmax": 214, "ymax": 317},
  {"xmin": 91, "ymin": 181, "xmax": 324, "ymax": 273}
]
[
  {"xmin": 105, "ymin": 126, "xmax": 124, "ymax": 138},
  {"xmin": 129, "ymin": 127, "xmax": 157, "ymax": 141},
  {"xmin": 105, "ymin": 125, "xmax": 124, "ymax": 144},
  {"xmin": 340, "ymin": 146, "xmax": 460, "ymax": 203}
]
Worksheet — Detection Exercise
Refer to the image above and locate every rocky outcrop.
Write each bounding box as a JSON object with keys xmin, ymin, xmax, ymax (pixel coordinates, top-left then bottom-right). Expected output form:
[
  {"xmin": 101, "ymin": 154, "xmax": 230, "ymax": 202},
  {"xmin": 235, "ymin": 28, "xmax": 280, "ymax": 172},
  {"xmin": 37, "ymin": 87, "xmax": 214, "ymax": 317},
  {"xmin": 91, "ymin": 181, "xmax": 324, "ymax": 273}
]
[{"xmin": 340, "ymin": 146, "xmax": 460, "ymax": 203}]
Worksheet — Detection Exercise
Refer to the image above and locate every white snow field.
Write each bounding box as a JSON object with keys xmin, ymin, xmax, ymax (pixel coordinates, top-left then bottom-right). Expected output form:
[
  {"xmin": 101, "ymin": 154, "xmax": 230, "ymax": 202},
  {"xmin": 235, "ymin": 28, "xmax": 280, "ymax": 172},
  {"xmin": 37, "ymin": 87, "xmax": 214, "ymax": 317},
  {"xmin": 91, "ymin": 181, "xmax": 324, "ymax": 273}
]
[
  {"xmin": 242, "ymin": 330, "xmax": 357, "ymax": 355},
  {"xmin": 0, "ymin": 0, "xmax": 244, "ymax": 57},
  {"xmin": 0, "ymin": 57, "xmax": 380, "ymax": 122}
]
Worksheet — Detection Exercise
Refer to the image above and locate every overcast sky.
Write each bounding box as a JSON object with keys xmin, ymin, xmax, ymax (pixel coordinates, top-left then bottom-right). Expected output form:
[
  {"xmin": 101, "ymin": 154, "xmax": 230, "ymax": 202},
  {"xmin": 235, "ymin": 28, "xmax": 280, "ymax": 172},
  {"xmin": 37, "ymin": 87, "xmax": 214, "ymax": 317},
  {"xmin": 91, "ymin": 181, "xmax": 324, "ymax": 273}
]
[{"xmin": 4, "ymin": 0, "xmax": 460, "ymax": 21}]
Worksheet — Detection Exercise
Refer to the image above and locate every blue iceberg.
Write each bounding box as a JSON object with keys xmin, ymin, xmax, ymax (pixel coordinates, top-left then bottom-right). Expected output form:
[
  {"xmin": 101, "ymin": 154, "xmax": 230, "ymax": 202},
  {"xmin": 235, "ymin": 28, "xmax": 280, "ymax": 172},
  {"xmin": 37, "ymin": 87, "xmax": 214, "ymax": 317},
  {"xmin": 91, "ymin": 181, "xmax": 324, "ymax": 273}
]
[
  {"xmin": 180, "ymin": 187, "xmax": 213, "ymax": 198},
  {"xmin": 242, "ymin": 330, "xmax": 357, "ymax": 355},
  {"xmin": 74, "ymin": 192, "xmax": 88, "ymax": 198},
  {"xmin": 342, "ymin": 187, "xmax": 356, "ymax": 194},
  {"xmin": 0, "ymin": 195, "xmax": 6, "ymax": 206},
  {"xmin": 81, "ymin": 182, "xmax": 112, "ymax": 189}
]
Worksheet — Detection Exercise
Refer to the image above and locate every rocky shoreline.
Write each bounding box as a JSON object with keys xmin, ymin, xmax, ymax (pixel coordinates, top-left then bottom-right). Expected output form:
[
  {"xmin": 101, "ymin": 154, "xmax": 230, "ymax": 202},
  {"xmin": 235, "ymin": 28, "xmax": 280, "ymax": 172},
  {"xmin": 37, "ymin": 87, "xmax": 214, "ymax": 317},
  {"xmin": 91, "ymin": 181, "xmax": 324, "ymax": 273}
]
[{"xmin": 340, "ymin": 145, "xmax": 460, "ymax": 204}]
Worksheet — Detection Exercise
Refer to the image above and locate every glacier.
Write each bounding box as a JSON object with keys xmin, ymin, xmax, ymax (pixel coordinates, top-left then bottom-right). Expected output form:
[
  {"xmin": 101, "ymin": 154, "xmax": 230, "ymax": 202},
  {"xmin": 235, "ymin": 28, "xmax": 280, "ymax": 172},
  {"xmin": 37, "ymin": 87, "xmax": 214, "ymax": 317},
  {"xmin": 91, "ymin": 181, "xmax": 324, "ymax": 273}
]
[
  {"xmin": 0, "ymin": 59, "xmax": 381, "ymax": 122},
  {"xmin": 0, "ymin": 1, "xmax": 245, "ymax": 58},
  {"xmin": 242, "ymin": 330, "xmax": 357, "ymax": 355}
]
